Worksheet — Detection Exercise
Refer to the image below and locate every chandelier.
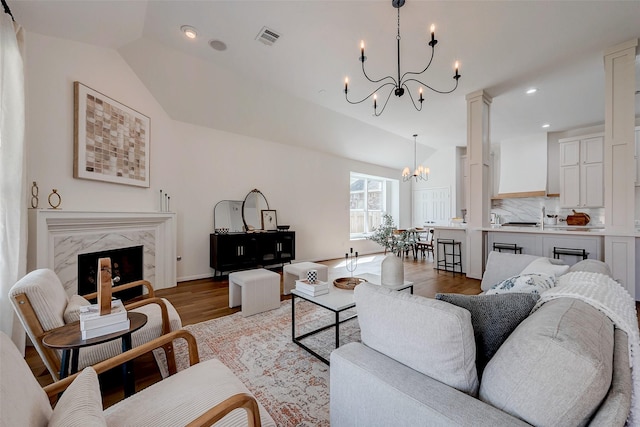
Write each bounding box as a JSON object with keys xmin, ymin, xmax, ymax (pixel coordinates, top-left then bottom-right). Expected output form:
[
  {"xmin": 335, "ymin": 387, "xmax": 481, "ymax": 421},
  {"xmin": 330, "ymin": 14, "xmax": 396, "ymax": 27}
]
[
  {"xmin": 343, "ymin": 0, "xmax": 461, "ymax": 116},
  {"xmin": 403, "ymin": 134, "xmax": 429, "ymax": 182}
]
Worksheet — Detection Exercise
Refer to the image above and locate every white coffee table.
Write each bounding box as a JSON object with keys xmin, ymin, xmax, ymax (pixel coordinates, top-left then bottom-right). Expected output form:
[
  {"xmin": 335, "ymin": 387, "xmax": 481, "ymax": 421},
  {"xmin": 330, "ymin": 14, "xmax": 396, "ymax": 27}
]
[{"xmin": 291, "ymin": 273, "xmax": 413, "ymax": 364}]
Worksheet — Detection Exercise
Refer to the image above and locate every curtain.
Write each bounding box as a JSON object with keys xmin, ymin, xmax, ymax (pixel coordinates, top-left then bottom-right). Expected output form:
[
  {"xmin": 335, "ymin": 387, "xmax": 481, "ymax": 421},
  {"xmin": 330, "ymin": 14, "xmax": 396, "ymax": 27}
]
[{"xmin": 0, "ymin": 6, "xmax": 27, "ymax": 351}]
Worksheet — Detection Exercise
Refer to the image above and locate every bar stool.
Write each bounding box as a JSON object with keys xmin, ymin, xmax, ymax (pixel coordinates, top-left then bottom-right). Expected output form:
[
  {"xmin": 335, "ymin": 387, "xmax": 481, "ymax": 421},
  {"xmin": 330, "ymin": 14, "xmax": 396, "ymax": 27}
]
[
  {"xmin": 436, "ymin": 238, "xmax": 462, "ymax": 276},
  {"xmin": 553, "ymin": 247, "xmax": 589, "ymax": 260},
  {"xmin": 492, "ymin": 242, "xmax": 523, "ymax": 254}
]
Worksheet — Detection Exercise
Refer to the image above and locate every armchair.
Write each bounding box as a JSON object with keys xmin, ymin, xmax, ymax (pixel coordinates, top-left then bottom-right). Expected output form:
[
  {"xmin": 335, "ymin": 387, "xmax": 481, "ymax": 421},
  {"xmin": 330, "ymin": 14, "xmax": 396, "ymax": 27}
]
[
  {"xmin": 9, "ymin": 268, "xmax": 182, "ymax": 381},
  {"xmin": 0, "ymin": 330, "xmax": 275, "ymax": 426}
]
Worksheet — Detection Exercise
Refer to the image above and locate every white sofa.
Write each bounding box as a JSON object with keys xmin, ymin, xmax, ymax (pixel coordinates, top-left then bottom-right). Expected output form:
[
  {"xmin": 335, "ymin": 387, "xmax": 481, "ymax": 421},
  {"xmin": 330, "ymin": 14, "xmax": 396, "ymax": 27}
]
[{"xmin": 330, "ymin": 253, "xmax": 632, "ymax": 426}]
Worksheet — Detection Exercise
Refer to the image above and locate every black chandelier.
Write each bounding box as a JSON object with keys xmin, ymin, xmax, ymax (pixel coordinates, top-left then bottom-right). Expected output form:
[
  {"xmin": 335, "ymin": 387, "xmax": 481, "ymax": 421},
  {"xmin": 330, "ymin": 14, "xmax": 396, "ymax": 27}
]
[{"xmin": 343, "ymin": 0, "xmax": 461, "ymax": 116}]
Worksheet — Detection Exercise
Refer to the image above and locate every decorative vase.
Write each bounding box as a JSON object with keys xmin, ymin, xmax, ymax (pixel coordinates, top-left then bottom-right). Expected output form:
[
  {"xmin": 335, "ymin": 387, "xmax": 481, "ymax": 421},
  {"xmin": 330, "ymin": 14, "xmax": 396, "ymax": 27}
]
[{"xmin": 381, "ymin": 255, "xmax": 404, "ymax": 286}]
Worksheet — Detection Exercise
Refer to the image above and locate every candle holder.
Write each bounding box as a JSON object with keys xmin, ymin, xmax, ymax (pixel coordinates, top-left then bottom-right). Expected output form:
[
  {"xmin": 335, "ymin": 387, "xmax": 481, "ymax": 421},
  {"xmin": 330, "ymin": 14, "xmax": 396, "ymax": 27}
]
[{"xmin": 345, "ymin": 248, "xmax": 359, "ymax": 285}]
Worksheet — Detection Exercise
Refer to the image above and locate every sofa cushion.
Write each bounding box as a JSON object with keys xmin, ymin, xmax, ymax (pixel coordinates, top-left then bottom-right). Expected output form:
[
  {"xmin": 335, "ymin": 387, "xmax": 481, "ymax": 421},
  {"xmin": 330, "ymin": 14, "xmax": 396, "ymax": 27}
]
[
  {"xmin": 48, "ymin": 367, "xmax": 106, "ymax": 427},
  {"xmin": 354, "ymin": 283, "xmax": 479, "ymax": 396},
  {"xmin": 479, "ymin": 298, "xmax": 614, "ymax": 426},
  {"xmin": 568, "ymin": 259, "xmax": 613, "ymax": 277},
  {"xmin": 520, "ymin": 257, "xmax": 570, "ymax": 277},
  {"xmin": 486, "ymin": 273, "xmax": 556, "ymax": 295},
  {"xmin": 435, "ymin": 293, "xmax": 539, "ymax": 377},
  {"xmin": 480, "ymin": 252, "xmax": 542, "ymax": 291}
]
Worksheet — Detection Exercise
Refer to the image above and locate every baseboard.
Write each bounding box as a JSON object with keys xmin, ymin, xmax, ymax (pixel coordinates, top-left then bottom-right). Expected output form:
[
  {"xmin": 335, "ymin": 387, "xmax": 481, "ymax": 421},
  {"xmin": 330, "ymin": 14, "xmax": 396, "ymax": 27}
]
[{"xmin": 177, "ymin": 272, "xmax": 215, "ymax": 283}]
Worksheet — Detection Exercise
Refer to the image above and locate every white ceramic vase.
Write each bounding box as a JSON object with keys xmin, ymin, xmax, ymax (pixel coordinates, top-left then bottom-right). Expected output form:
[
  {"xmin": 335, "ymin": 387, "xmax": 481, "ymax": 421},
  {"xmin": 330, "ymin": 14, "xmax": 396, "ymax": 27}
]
[{"xmin": 381, "ymin": 255, "xmax": 404, "ymax": 286}]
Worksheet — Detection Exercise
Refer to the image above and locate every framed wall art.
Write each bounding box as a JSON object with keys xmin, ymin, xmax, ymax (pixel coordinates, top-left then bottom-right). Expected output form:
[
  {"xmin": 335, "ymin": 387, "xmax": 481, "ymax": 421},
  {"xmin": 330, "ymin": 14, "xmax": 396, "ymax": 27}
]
[
  {"xmin": 74, "ymin": 82, "xmax": 150, "ymax": 187},
  {"xmin": 261, "ymin": 210, "xmax": 278, "ymax": 231}
]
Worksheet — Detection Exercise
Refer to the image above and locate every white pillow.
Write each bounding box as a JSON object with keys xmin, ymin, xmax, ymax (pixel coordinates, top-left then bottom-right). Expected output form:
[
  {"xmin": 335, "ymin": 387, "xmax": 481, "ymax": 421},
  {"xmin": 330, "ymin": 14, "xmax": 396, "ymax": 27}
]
[
  {"xmin": 520, "ymin": 257, "xmax": 569, "ymax": 277},
  {"xmin": 486, "ymin": 273, "xmax": 556, "ymax": 295},
  {"xmin": 63, "ymin": 295, "xmax": 91, "ymax": 323},
  {"xmin": 48, "ymin": 367, "xmax": 106, "ymax": 427}
]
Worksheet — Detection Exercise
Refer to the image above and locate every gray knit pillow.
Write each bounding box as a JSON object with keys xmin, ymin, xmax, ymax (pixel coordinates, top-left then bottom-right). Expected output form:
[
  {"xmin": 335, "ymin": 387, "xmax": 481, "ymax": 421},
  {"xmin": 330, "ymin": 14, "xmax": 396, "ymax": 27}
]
[{"xmin": 435, "ymin": 293, "xmax": 539, "ymax": 377}]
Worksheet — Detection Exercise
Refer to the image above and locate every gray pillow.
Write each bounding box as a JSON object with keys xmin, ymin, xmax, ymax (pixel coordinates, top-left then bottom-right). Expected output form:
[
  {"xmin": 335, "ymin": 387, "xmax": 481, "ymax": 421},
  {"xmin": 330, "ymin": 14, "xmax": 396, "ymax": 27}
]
[{"xmin": 435, "ymin": 292, "xmax": 539, "ymax": 377}]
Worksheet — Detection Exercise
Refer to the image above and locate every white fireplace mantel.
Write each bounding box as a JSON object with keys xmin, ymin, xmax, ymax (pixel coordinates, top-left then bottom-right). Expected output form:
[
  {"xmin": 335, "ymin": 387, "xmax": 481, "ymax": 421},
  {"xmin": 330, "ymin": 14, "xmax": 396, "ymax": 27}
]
[{"xmin": 28, "ymin": 210, "xmax": 176, "ymax": 296}]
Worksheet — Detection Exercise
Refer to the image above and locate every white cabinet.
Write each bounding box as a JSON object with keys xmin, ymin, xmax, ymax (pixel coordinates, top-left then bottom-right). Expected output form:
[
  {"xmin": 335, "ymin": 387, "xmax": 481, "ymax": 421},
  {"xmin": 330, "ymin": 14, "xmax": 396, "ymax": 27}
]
[{"xmin": 559, "ymin": 134, "xmax": 604, "ymax": 208}]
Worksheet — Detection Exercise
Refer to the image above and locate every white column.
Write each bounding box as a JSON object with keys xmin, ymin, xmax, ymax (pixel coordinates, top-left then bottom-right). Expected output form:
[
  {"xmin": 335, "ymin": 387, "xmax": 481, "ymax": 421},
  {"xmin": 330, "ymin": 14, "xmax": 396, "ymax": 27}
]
[
  {"xmin": 603, "ymin": 38, "xmax": 638, "ymax": 297},
  {"xmin": 465, "ymin": 90, "xmax": 492, "ymax": 279}
]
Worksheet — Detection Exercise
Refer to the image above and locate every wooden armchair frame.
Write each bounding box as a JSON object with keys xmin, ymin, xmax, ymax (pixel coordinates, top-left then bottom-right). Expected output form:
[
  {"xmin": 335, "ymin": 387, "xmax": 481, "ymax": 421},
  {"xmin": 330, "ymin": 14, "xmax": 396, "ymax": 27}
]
[
  {"xmin": 43, "ymin": 330, "xmax": 262, "ymax": 427},
  {"xmin": 12, "ymin": 279, "xmax": 177, "ymax": 381}
]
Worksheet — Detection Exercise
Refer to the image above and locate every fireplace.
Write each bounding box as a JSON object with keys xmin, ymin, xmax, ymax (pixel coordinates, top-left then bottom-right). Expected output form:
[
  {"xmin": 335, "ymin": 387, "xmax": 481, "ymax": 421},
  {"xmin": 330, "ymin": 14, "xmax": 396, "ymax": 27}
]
[
  {"xmin": 78, "ymin": 246, "xmax": 144, "ymax": 301},
  {"xmin": 28, "ymin": 210, "xmax": 176, "ymax": 297}
]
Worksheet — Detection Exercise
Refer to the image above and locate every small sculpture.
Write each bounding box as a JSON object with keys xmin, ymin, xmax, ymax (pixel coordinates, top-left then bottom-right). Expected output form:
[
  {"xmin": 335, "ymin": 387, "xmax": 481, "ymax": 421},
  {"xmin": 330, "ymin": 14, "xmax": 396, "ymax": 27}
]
[
  {"xmin": 48, "ymin": 189, "xmax": 61, "ymax": 209},
  {"xmin": 30, "ymin": 181, "xmax": 39, "ymax": 208}
]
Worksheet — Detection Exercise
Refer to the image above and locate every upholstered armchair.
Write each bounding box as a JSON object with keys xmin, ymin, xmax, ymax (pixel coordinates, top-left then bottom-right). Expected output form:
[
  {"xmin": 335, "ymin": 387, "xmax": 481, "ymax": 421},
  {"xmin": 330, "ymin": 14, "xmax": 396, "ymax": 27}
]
[
  {"xmin": 9, "ymin": 268, "xmax": 182, "ymax": 381},
  {"xmin": 0, "ymin": 330, "xmax": 274, "ymax": 426}
]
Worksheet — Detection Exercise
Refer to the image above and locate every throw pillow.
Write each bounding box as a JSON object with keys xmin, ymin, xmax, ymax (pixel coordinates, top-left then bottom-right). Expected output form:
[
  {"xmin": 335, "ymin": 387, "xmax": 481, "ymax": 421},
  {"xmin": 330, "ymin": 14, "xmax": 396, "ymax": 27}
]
[
  {"xmin": 486, "ymin": 273, "xmax": 556, "ymax": 295},
  {"xmin": 355, "ymin": 283, "xmax": 479, "ymax": 396},
  {"xmin": 520, "ymin": 257, "xmax": 569, "ymax": 277},
  {"xmin": 479, "ymin": 298, "xmax": 614, "ymax": 426},
  {"xmin": 48, "ymin": 367, "xmax": 106, "ymax": 427},
  {"xmin": 435, "ymin": 292, "xmax": 539, "ymax": 377},
  {"xmin": 63, "ymin": 295, "xmax": 91, "ymax": 323}
]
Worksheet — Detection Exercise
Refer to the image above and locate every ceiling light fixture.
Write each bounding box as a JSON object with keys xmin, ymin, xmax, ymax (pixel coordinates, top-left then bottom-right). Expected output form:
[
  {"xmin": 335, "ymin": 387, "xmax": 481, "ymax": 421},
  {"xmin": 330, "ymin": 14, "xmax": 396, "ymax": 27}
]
[
  {"xmin": 526, "ymin": 88, "xmax": 538, "ymax": 95},
  {"xmin": 181, "ymin": 25, "xmax": 198, "ymax": 40},
  {"xmin": 402, "ymin": 134, "xmax": 429, "ymax": 182},
  {"xmin": 542, "ymin": 123, "xmax": 550, "ymax": 128},
  {"xmin": 343, "ymin": 0, "xmax": 461, "ymax": 117},
  {"xmin": 209, "ymin": 39, "xmax": 227, "ymax": 51}
]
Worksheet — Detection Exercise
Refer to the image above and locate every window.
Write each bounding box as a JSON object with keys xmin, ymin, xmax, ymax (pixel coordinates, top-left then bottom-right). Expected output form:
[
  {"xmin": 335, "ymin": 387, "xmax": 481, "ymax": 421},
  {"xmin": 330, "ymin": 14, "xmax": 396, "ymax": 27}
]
[{"xmin": 350, "ymin": 172, "xmax": 396, "ymax": 238}]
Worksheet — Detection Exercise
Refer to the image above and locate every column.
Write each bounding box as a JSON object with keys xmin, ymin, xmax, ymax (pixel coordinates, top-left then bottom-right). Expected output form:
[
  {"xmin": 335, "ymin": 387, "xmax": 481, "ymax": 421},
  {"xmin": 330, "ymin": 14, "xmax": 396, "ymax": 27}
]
[
  {"xmin": 603, "ymin": 38, "xmax": 638, "ymax": 297},
  {"xmin": 465, "ymin": 90, "xmax": 492, "ymax": 279}
]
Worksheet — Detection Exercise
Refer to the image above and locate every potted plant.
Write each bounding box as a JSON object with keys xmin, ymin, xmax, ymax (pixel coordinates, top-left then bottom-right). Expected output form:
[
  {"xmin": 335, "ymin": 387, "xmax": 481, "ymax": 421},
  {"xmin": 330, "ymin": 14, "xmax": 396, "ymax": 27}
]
[{"xmin": 368, "ymin": 213, "xmax": 397, "ymax": 253}]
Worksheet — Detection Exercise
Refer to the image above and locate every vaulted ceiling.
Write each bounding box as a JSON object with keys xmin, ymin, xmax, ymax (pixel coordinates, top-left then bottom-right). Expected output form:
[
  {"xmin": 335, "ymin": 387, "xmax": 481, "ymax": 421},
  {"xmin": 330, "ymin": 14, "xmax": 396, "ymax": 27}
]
[{"xmin": 11, "ymin": 0, "xmax": 640, "ymax": 170}]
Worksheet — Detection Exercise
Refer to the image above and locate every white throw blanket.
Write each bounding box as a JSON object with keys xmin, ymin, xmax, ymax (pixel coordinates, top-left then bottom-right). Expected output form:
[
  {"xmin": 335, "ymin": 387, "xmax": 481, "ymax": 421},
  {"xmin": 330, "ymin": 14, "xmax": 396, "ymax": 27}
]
[{"xmin": 532, "ymin": 271, "xmax": 640, "ymax": 426}]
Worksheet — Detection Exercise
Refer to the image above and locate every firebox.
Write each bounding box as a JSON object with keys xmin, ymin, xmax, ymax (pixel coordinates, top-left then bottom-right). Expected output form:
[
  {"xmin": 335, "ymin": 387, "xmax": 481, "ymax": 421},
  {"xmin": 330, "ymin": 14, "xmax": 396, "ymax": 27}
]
[{"xmin": 77, "ymin": 246, "xmax": 144, "ymax": 301}]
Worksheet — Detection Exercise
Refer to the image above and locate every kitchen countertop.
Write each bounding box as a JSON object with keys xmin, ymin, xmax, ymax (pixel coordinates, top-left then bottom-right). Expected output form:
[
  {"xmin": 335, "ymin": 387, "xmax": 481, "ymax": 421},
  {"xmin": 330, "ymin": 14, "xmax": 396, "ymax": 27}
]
[{"xmin": 483, "ymin": 225, "xmax": 604, "ymax": 236}]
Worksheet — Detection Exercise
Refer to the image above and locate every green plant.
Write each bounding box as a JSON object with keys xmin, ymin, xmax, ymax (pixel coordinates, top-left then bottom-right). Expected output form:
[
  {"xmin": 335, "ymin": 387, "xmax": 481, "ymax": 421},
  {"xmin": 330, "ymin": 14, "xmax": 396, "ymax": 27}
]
[{"xmin": 367, "ymin": 213, "xmax": 397, "ymax": 252}]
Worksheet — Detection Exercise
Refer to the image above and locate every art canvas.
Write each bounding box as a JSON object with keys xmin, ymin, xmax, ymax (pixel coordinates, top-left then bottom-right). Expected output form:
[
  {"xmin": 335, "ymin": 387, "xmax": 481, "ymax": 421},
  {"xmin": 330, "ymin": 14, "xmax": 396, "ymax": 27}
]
[{"xmin": 74, "ymin": 82, "xmax": 150, "ymax": 187}]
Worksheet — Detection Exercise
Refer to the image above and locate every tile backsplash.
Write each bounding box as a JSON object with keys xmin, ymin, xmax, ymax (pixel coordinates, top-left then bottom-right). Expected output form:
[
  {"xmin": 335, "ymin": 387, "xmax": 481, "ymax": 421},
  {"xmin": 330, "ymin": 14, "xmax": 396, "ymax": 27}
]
[{"xmin": 491, "ymin": 197, "xmax": 604, "ymax": 225}]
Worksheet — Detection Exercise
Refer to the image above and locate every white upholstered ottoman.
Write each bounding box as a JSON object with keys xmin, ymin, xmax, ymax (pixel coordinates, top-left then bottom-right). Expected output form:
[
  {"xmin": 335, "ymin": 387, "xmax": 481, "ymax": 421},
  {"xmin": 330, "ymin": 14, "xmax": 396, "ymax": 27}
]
[
  {"xmin": 282, "ymin": 262, "xmax": 329, "ymax": 295},
  {"xmin": 229, "ymin": 268, "xmax": 281, "ymax": 317}
]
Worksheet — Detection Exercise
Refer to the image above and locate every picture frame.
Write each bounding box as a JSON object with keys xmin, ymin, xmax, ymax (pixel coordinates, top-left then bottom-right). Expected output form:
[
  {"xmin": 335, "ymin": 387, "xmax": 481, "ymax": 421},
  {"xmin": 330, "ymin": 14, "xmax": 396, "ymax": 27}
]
[
  {"xmin": 261, "ymin": 210, "xmax": 278, "ymax": 231},
  {"xmin": 74, "ymin": 81, "xmax": 150, "ymax": 187}
]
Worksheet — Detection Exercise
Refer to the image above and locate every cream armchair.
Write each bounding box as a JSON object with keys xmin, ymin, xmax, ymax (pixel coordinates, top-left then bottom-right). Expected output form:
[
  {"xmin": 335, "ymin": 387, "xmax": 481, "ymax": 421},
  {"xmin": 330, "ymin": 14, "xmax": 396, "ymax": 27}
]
[
  {"xmin": 0, "ymin": 330, "xmax": 274, "ymax": 426},
  {"xmin": 9, "ymin": 268, "xmax": 182, "ymax": 380}
]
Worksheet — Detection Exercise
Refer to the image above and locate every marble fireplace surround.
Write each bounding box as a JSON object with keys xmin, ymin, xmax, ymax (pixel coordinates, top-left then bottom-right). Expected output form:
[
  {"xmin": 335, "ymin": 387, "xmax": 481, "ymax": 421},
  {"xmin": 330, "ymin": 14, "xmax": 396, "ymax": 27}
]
[{"xmin": 28, "ymin": 210, "xmax": 176, "ymax": 297}]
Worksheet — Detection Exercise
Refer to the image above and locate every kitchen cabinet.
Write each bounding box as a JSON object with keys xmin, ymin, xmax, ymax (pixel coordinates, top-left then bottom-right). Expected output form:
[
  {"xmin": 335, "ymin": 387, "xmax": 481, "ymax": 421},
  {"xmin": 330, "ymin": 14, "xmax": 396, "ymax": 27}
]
[
  {"xmin": 559, "ymin": 134, "xmax": 603, "ymax": 208},
  {"xmin": 210, "ymin": 231, "xmax": 295, "ymax": 276}
]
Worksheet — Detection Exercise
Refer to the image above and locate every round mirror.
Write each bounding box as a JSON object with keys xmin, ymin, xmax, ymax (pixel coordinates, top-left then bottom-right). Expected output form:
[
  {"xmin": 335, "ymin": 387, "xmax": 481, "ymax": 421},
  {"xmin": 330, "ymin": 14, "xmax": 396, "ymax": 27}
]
[{"xmin": 242, "ymin": 189, "xmax": 269, "ymax": 231}]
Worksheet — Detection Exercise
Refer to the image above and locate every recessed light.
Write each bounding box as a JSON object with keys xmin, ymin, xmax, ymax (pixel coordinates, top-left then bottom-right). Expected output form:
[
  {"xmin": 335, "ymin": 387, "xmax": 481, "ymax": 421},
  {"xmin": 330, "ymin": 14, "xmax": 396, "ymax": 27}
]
[
  {"xmin": 542, "ymin": 123, "xmax": 550, "ymax": 128},
  {"xmin": 181, "ymin": 25, "xmax": 198, "ymax": 40},
  {"xmin": 526, "ymin": 88, "xmax": 537, "ymax": 95},
  {"xmin": 209, "ymin": 39, "xmax": 227, "ymax": 51}
]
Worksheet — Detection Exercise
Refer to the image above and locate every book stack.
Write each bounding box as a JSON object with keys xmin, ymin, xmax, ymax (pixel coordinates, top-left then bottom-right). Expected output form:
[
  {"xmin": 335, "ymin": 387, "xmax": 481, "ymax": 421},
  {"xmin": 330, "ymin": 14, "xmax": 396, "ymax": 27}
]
[
  {"xmin": 295, "ymin": 279, "xmax": 329, "ymax": 297},
  {"xmin": 79, "ymin": 299, "xmax": 130, "ymax": 340}
]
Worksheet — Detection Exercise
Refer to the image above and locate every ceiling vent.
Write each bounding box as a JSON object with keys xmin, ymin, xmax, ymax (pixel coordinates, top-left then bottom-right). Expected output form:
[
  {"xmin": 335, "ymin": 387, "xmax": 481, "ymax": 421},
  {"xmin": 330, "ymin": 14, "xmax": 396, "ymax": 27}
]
[{"xmin": 255, "ymin": 26, "xmax": 281, "ymax": 46}]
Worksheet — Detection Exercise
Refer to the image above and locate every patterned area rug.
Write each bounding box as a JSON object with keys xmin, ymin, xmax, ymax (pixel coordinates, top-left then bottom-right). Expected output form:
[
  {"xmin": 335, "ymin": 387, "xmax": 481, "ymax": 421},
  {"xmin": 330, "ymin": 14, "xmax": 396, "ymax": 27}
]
[{"xmin": 170, "ymin": 299, "xmax": 360, "ymax": 427}]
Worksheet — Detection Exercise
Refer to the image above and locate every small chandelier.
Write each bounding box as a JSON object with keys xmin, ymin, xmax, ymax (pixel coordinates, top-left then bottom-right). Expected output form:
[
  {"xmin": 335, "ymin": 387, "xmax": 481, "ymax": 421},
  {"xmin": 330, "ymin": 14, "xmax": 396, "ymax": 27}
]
[
  {"xmin": 403, "ymin": 134, "xmax": 429, "ymax": 182},
  {"xmin": 343, "ymin": 0, "xmax": 461, "ymax": 117}
]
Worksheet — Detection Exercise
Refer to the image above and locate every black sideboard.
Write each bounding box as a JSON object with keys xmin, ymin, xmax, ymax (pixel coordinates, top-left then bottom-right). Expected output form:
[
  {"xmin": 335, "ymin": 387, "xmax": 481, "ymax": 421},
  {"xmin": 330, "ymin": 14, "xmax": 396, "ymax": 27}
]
[{"xmin": 209, "ymin": 231, "xmax": 295, "ymax": 276}]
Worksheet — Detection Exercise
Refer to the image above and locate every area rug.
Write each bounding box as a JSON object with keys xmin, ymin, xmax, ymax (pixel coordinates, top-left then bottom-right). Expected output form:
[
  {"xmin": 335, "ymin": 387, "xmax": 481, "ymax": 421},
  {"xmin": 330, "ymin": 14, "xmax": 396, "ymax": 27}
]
[{"xmin": 169, "ymin": 299, "xmax": 360, "ymax": 427}]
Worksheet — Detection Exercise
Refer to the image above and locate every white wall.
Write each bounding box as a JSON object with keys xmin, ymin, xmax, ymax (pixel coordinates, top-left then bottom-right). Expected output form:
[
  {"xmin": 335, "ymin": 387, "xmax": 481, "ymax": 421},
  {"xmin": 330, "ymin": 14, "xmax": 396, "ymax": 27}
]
[
  {"xmin": 413, "ymin": 147, "xmax": 458, "ymax": 222},
  {"xmin": 24, "ymin": 32, "xmax": 406, "ymax": 282}
]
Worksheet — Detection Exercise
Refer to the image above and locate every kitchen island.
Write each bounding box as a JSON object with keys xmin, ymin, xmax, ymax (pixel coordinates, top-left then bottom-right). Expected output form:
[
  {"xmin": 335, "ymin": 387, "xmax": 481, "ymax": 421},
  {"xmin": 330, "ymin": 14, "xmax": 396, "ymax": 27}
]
[
  {"xmin": 430, "ymin": 225, "xmax": 467, "ymax": 274},
  {"xmin": 483, "ymin": 225, "xmax": 604, "ymax": 265}
]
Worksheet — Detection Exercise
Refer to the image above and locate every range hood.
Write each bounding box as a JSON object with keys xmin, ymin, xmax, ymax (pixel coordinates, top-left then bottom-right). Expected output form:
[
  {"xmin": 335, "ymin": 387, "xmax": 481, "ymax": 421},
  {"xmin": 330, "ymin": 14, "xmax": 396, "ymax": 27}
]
[{"xmin": 495, "ymin": 134, "xmax": 548, "ymax": 198}]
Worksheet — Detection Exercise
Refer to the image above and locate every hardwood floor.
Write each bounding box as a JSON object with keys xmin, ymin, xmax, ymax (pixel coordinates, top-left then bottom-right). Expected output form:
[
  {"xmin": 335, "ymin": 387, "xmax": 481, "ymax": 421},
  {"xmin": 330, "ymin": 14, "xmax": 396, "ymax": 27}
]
[{"xmin": 26, "ymin": 254, "xmax": 479, "ymax": 407}]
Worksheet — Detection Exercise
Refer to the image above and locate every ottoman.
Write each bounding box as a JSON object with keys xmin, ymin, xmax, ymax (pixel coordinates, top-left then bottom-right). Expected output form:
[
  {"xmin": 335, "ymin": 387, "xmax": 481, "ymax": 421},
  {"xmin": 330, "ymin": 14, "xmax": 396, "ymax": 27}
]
[
  {"xmin": 282, "ymin": 262, "xmax": 329, "ymax": 295},
  {"xmin": 229, "ymin": 268, "xmax": 281, "ymax": 317}
]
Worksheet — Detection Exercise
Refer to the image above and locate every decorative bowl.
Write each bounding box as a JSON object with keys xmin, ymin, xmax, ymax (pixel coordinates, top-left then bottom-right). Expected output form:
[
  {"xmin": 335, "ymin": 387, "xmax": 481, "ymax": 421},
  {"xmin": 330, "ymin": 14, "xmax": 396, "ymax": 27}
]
[{"xmin": 277, "ymin": 225, "xmax": 290, "ymax": 231}]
